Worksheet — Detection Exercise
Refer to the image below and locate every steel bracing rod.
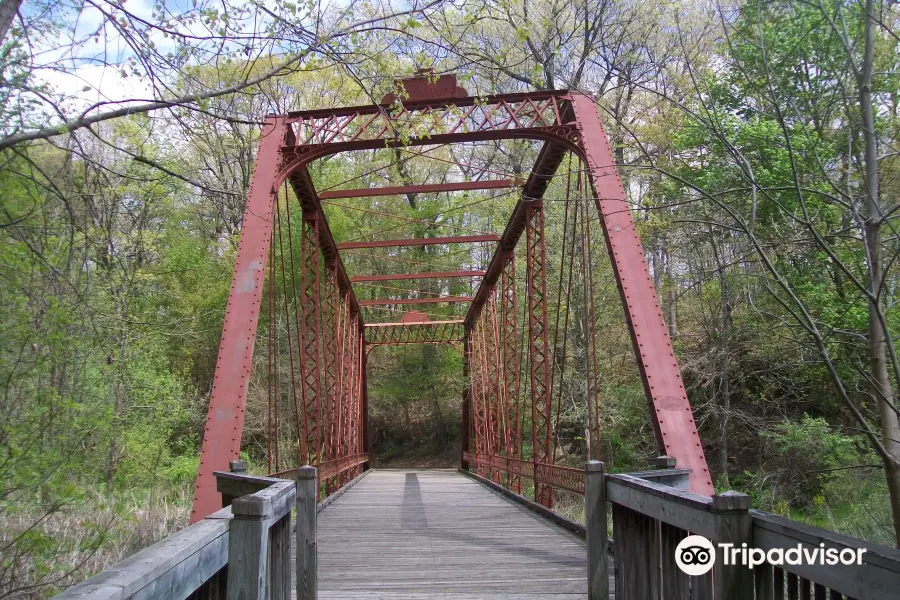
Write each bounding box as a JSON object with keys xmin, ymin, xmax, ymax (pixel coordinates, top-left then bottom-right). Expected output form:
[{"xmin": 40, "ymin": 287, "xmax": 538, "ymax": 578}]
[
  {"xmin": 335, "ymin": 300, "xmax": 350, "ymax": 485},
  {"xmin": 323, "ymin": 265, "xmax": 339, "ymax": 491},
  {"xmin": 267, "ymin": 209, "xmax": 277, "ymax": 473},
  {"xmin": 465, "ymin": 140, "xmax": 570, "ymax": 330},
  {"xmin": 319, "ymin": 180, "xmax": 517, "ymax": 200},
  {"xmin": 477, "ymin": 312, "xmax": 489, "ymax": 480},
  {"xmin": 338, "ymin": 235, "xmax": 500, "ymax": 250},
  {"xmin": 487, "ymin": 294, "xmax": 504, "ymax": 483},
  {"xmin": 360, "ymin": 335, "xmax": 369, "ymax": 465},
  {"xmin": 478, "ymin": 299, "xmax": 500, "ymax": 483},
  {"xmin": 500, "ymin": 255, "xmax": 521, "ymax": 492},
  {"xmin": 351, "ymin": 270, "xmax": 486, "ymax": 282},
  {"xmin": 579, "ymin": 176, "xmax": 601, "ymax": 462},
  {"xmin": 472, "ymin": 319, "xmax": 489, "ymax": 478},
  {"xmin": 344, "ymin": 315, "xmax": 355, "ymax": 480},
  {"xmin": 567, "ymin": 94, "xmax": 713, "ymax": 494},
  {"xmin": 480, "ymin": 314, "xmax": 495, "ymax": 481},
  {"xmin": 461, "ymin": 335, "xmax": 472, "ymax": 470},
  {"xmin": 357, "ymin": 330, "xmax": 367, "ymax": 473},
  {"xmin": 275, "ymin": 195, "xmax": 304, "ymax": 471},
  {"xmin": 525, "ymin": 202, "xmax": 554, "ymax": 508}
]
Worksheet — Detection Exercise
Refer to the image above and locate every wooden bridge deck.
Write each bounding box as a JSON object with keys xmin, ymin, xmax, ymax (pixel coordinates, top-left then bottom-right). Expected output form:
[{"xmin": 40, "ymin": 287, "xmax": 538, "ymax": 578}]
[{"xmin": 294, "ymin": 469, "xmax": 610, "ymax": 599}]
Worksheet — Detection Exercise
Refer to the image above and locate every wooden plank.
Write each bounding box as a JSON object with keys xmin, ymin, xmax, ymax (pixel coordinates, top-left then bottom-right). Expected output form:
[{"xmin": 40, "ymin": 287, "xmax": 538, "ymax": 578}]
[
  {"xmin": 605, "ymin": 474, "xmax": 718, "ymax": 538},
  {"xmin": 269, "ymin": 514, "xmax": 291, "ymax": 600},
  {"xmin": 755, "ymin": 562, "xmax": 775, "ymax": 600},
  {"xmin": 660, "ymin": 523, "xmax": 689, "ymax": 600},
  {"xmin": 214, "ymin": 471, "xmax": 288, "ymax": 504},
  {"xmin": 626, "ymin": 469, "xmax": 691, "ymax": 491},
  {"xmin": 298, "ymin": 469, "xmax": 606, "ymax": 599}
]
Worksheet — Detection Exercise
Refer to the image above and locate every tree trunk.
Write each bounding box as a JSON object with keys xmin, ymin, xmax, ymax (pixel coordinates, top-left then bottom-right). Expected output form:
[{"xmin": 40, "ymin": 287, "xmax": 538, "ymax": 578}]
[
  {"xmin": 0, "ymin": 0, "xmax": 22, "ymax": 44},
  {"xmin": 859, "ymin": 0, "xmax": 900, "ymax": 547},
  {"xmin": 713, "ymin": 241, "xmax": 732, "ymax": 489}
]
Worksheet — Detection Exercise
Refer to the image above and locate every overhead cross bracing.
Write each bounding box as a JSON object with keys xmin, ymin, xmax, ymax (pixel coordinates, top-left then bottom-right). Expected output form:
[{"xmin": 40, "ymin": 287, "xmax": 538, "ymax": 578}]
[{"xmin": 190, "ymin": 71, "xmax": 714, "ymax": 522}]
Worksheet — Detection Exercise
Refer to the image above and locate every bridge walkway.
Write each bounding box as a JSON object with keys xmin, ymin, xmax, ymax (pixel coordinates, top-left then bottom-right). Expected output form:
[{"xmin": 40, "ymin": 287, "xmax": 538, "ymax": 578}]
[{"xmin": 294, "ymin": 469, "xmax": 612, "ymax": 599}]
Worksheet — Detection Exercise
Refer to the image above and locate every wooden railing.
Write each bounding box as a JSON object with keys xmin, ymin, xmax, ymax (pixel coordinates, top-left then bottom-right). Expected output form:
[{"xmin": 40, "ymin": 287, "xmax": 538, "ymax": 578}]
[
  {"xmin": 54, "ymin": 462, "xmax": 342, "ymax": 600},
  {"xmin": 585, "ymin": 461, "xmax": 900, "ymax": 600},
  {"xmin": 56, "ymin": 473, "xmax": 296, "ymax": 600}
]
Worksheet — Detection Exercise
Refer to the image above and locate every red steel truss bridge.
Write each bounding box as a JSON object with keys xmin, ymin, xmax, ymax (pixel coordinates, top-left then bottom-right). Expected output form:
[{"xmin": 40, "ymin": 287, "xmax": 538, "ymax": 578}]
[
  {"xmin": 190, "ymin": 73, "xmax": 714, "ymax": 522},
  {"xmin": 60, "ymin": 73, "xmax": 898, "ymax": 600}
]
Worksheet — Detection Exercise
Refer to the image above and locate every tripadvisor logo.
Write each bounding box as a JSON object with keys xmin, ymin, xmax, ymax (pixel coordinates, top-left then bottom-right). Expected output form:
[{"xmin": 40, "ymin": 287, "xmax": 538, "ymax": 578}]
[
  {"xmin": 675, "ymin": 536, "xmax": 716, "ymax": 576},
  {"xmin": 674, "ymin": 535, "xmax": 867, "ymax": 576}
]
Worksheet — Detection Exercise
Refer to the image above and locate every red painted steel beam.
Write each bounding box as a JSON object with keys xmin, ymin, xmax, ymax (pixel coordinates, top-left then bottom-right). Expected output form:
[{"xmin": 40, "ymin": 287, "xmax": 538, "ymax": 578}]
[
  {"xmin": 338, "ymin": 235, "xmax": 499, "ymax": 250},
  {"xmin": 351, "ymin": 270, "xmax": 485, "ymax": 282},
  {"xmin": 191, "ymin": 118, "xmax": 287, "ymax": 522},
  {"xmin": 284, "ymin": 89, "xmax": 569, "ymax": 120},
  {"xmin": 359, "ymin": 296, "xmax": 472, "ymax": 306},
  {"xmin": 570, "ymin": 92, "xmax": 713, "ymax": 495},
  {"xmin": 365, "ymin": 319, "xmax": 465, "ymax": 327},
  {"xmin": 320, "ymin": 180, "xmax": 517, "ymax": 200}
]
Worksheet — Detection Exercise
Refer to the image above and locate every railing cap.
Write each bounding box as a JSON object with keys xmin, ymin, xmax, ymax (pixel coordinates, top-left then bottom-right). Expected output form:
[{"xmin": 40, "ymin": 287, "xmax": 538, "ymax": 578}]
[
  {"xmin": 231, "ymin": 480, "xmax": 296, "ymax": 518},
  {"xmin": 712, "ymin": 490, "xmax": 750, "ymax": 511},
  {"xmin": 585, "ymin": 460, "xmax": 605, "ymax": 473},
  {"xmin": 297, "ymin": 465, "xmax": 318, "ymax": 480}
]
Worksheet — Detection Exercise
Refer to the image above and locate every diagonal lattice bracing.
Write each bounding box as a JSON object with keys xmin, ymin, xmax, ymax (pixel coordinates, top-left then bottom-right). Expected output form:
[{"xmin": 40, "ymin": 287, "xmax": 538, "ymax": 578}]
[
  {"xmin": 525, "ymin": 202, "xmax": 554, "ymax": 508},
  {"xmin": 287, "ymin": 93, "xmax": 567, "ymax": 148},
  {"xmin": 299, "ymin": 215, "xmax": 323, "ymax": 469},
  {"xmin": 364, "ymin": 320, "xmax": 464, "ymax": 346}
]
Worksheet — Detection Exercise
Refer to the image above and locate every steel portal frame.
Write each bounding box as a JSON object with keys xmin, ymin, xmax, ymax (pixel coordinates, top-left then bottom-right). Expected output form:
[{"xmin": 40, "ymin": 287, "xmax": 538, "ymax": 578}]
[{"xmin": 191, "ymin": 85, "xmax": 712, "ymax": 521}]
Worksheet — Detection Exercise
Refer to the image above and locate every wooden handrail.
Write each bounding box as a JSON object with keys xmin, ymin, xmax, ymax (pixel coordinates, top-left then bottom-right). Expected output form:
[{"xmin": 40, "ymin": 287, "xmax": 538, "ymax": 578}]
[
  {"xmin": 55, "ymin": 508, "xmax": 233, "ymax": 599},
  {"xmin": 584, "ymin": 460, "xmax": 900, "ymax": 600},
  {"xmin": 55, "ymin": 472, "xmax": 298, "ymax": 600}
]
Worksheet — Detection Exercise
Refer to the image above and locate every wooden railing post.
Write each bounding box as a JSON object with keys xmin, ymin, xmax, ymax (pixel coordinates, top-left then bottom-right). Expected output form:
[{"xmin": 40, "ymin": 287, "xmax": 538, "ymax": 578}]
[
  {"xmin": 296, "ymin": 466, "xmax": 318, "ymax": 600},
  {"xmin": 711, "ymin": 491, "xmax": 752, "ymax": 600},
  {"xmin": 226, "ymin": 479, "xmax": 294, "ymax": 600},
  {"xmin": 585, "ymin": 461, "xmax": 608, "ymax": 600},
  {"xmin": 227, "ymin": 497, "xmax": 270, "ymax": 599}
]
